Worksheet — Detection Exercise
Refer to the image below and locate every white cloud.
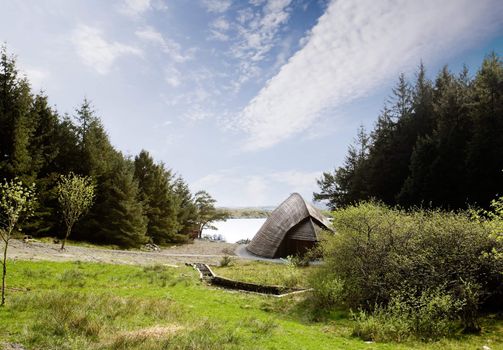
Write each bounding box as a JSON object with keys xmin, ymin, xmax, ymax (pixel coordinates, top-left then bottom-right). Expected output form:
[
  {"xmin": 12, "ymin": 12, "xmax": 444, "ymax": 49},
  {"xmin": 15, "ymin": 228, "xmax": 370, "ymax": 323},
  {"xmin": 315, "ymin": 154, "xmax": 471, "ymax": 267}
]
[
  {"xmin": 201, "ymin": 0, "xmax": 232, "ymax": 13},
  {"xmin": 230, "ymin": 0, "xmax": 293, "ymax": 88},
  {"xmin": 120, "ymin": 0, "xmax": 151, "ymax": 17},
  {"xmin": 249, "ymin": 0, "xmax": 266, "ymax": 6},
  {"xmin": 209, "ymin": 17, "xmax": 231, "ymax": 41},
  {"xmin": 119, "ymin": 0, "xmax": 168, "ymax": 16},
  {"xmin": 235, "ymin": 0, "xmax": 503, "ymax": 151},
  {"xmin": 135, "ymin": 26, "xmax": 164, "ymax": 44},
  {"xmin": 135, "ymin": 26, "xmax": 194, "ymax": 63},
  {"xmin": 182, "ymin": 107, "xmax": 214, "ymax": 122},
  {"xmin": 73, "ymin": 25, "xmax": 142, "ymax": 75},
  {"xmin": 192, "ymin": 169, "xmax": 322, "ymax": 206},
  {"xmin": 164, "ymin": 65, "xmax": 182, "ymax": 87},
  {"xmin": 213, "ymin": 17, "xmax": 230, "ymax": 31},
  {"xmin": 20, "ymin": 67, "xmax": 50, "ymax": 91}
]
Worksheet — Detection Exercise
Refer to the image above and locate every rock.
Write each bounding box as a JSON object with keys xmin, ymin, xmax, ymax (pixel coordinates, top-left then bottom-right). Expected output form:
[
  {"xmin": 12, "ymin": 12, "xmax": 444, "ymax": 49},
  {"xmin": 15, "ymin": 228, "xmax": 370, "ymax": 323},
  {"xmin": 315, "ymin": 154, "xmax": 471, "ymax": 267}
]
[{"xmin": 144, "ymin": 243, "xmax": 160, "ymax": 252}]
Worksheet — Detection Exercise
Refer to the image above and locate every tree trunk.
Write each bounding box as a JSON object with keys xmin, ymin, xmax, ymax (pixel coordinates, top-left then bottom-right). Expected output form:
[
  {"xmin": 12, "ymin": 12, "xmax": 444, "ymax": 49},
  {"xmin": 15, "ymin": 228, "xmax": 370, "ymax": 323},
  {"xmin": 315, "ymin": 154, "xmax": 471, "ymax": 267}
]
[
  {"xmin": 61, "ymin": 224, "xmax": 72, "ymax": 250},
  {"xmin": 1, "ymin": 240, "xmax": 8, "ymax": 306}
]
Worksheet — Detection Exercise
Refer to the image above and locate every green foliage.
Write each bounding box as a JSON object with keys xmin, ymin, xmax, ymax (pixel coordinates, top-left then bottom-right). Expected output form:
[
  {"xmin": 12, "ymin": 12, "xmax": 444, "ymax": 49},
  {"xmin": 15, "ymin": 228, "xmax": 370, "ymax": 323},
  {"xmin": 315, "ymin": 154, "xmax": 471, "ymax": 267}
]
[
  {"xmin": 314, "ymin": 125, "xmax": 370, "ymax": 209},
  {"xmin": 308, "ymin": 269, "xmax": 344, "ymax": 309},
  {"xmin": 285, "ymin": 254, "xmax": 311, "ymax": 267},
  {"xmin": 219, "ymin": 255, "xmax": 233, "ymax": 267},
  {"xmin": 134, "ymin": 150, "xmax": 181, "ymax": 244},
  {"xmin": 471, "ymin": 195, "xmax": 503, "ymax": 263},
  {"xmin": 212, "ymin": 260, "xmax": 311, "ymax": 288},
  {"xmin": 173, "ymin": 176, "xmax": 197, "ymax": 236},
  {"xmin": 96, "ymin": 159, "xmax": 148, "ymax": 248},
  {"xmin": 0, "ymin": 45, "xmax": 204, "ymax": 248},
  {"xmin": 311, "ymin": 202, "xmax": 503, "ymax": 336},
  {"xmin": 194, "ymin": 190, "xmax": 229, "ymax": 238},
  {"xmin": 3, "ymin": 260, "xmax": 502, "ymax": 349},
  {"xmin": 0, "ymin": 177, "xmax": 36, "ymax": 305},
  {"xmin": 57, "ymin": 172, "xmax": 95, "ymax": 249},
  {"xmin": 0, "ymin": 46, "xmax": 35, "ymax": 182},
  {"xmin": 316, "ymin": 54, "xmax": 503, "ymax": 210},
  {"xmin": 0, "ymin": 178, "xmax": 37, "ymax": 234},
  {"xmin": 352, "ymin": 288, "xmax": 464, "ymax": 342}
]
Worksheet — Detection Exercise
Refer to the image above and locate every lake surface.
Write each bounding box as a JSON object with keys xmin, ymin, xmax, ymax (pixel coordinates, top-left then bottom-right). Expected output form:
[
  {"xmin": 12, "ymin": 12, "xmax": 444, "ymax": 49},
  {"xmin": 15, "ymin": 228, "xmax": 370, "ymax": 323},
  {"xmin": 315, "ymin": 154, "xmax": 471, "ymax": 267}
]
[{"xmin": 201, "ymin": 218, "xmax": 267, "ymax": 243}]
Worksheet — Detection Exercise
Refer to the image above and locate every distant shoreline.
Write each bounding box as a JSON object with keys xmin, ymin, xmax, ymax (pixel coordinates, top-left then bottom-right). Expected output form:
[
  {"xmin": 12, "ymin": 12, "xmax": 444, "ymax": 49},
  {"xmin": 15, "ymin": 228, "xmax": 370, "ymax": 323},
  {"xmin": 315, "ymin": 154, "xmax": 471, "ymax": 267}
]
[{"xmin": 219, "ymin": 208, "xmax": 272, "ymax": 219}]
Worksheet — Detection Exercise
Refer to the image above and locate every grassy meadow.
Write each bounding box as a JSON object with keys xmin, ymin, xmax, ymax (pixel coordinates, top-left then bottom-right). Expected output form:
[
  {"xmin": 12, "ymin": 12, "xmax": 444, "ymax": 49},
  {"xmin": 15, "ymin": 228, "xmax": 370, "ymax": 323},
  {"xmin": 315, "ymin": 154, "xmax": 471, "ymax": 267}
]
[{"xmin": 1, "ymin": 260, "xmax": 502, "ymax": 350}]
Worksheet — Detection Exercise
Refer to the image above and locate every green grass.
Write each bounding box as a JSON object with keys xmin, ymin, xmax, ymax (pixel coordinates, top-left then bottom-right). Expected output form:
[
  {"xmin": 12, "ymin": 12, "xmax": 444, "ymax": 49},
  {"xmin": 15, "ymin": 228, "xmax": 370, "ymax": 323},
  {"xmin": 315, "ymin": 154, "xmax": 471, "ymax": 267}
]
[
  {"xmin": 213, "ymin": 260, "xmax": 315, "ymax": 288},
  {"xmin": 0, "ymin": 260, "xmax": 501, "ymax": 349}
]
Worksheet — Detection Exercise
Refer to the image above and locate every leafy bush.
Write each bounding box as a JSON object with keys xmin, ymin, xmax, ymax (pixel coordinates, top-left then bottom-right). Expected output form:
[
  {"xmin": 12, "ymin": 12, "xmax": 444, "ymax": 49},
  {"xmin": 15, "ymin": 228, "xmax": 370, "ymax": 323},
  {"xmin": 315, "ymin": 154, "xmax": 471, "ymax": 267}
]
[
  {"xmin": 310, "ymin": 202, "xmax": 503, "ymax": 337},
  {"xmin": 281, "ymin": 263, "xmax": 301, "ymax": 288},
  {"xmin": 285, "ymin": 254, "xmax": 310, "ymax": 267},
  {"xmin": 308, "ymin": 269, "xmax": 343, "ymax": 308},
  {"xmin": 352, "ymin": 288, "xmax": 464, "ymax": 342},
  {"xmin": 219, "ymin": 255, "xmax": 233, "ymax": 267}
]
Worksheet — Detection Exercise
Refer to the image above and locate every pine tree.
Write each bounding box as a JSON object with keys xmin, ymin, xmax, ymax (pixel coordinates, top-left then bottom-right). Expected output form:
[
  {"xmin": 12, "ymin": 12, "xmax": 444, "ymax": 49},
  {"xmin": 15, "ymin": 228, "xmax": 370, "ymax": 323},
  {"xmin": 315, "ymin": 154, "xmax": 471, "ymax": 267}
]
[
  {"xmin": 194, "ymin": 190, "xmax": 228, "ymax": 238},
  {"xmin": 28, "ymin": 94, "xmax": 61, "ymax": 176},
  {"xmin": 23, "ymin": 94, "xmax": 63, "ymax": 236},
  {"xmin": 366, "ymin": 75, "xmax": 414, "ymax": 204},
  {"xmin": 318, "ymin": 56, "xmax": 502, "ymax": 210},
  {"xmin": 314, "ymin": 126, "xmax": 370, "ymax": 209},
  {"xmin": 173, "ymin": 176, "xmax": 197, "ymax": 237},
  {"xmin": 71, "ymin": 101, "xmax": 121, "ymax": 242},
  {"xmin": 99, "ymin": 159, "xmax": 148, "ymax": 247},
  {"xmin": 0, "ymin": 46, "xmax": 35, "ymax": 181},
  {"xmin": 466, "ymin": 53, "xmax": 503, "ymax": 206},
  {"xmin": 134, "ymin": 150, "xmax": 180, "ymax": 244},
  {"xmin": 74, "ymin": 100, "xmax": 118, "ymax": 178}
]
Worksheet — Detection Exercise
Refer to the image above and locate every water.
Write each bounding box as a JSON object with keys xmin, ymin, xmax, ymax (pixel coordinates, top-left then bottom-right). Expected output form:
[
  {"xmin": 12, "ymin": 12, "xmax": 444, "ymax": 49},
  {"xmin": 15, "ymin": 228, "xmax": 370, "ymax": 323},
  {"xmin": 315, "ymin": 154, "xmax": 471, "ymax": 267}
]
[{"xmin": 201, "ymin": 218, "xmax": 267, "ymax": 243}]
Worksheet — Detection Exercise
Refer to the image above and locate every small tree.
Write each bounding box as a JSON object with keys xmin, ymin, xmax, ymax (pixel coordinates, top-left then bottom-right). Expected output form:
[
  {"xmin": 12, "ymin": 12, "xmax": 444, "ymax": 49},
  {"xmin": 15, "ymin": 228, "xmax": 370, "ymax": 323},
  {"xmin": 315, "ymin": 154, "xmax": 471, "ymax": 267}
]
[
  {"xmin": 194, "ymin": 190, "xmax": 229, "ymax": 238},
  {"xmin": 0, "ymin": 178, "xmax": 36, "ymax": 306},
  {"xmin": 57, "ymin": 173, "xmax": 95, "ymax": 250}
]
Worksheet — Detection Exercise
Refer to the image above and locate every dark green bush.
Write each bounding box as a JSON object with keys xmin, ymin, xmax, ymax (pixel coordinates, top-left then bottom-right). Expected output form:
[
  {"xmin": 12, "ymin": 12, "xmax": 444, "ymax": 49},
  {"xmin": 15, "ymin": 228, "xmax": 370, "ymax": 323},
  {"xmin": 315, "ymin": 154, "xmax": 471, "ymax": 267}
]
[{"xmin": 311, "ymin": 202, "xmax": 503, "ymax": 339}]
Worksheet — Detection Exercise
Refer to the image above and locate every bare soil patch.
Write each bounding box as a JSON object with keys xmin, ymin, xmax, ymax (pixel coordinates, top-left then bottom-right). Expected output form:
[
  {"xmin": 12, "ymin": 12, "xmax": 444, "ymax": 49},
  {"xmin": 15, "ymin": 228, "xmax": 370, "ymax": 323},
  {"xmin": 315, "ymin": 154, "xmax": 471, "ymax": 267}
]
[{"xmin": 7, "ymin": 239, "xmax": 239, "ymax": 266}]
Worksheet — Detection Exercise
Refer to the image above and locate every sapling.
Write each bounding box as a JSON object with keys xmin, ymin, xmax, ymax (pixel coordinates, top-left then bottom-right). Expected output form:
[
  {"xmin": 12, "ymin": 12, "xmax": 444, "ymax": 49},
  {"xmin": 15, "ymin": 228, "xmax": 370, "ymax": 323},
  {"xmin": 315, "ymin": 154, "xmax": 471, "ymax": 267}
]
[
  {"xmin": 0, "ymin": 178, "xmax": 36, "ymax": 306},
  {"xmin": 57, "ymin": 173, "xmax": 95, "ymax": 250}
]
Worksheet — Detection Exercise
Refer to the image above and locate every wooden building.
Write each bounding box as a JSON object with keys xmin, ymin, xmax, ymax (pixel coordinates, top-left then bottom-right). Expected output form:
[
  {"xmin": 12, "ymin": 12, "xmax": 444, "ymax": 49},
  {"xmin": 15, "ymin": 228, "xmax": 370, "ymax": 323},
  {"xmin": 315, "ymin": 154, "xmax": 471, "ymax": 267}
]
[{"xmin": 246, "ymin": 193, "xmax": 332, "ymax": 258}]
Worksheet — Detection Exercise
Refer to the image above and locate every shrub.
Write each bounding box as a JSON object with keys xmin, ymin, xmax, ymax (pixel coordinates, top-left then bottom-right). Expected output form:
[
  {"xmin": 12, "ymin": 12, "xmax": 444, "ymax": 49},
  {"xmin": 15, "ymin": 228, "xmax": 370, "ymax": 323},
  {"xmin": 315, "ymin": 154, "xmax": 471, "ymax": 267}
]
[
  {"xmin": 352, "ymin": 288, "xmax": 464, "ymax": 342},
  {"xmin": 285, "ymin": 254, "xmax": 310, "ymax": 267},
  {"xmin": 219, "ymin": 255, "xmax": 233, "ymax": 267},
  {"xmin": 311, "ymin": 202, "xmax": 503, "ymax": 335}
]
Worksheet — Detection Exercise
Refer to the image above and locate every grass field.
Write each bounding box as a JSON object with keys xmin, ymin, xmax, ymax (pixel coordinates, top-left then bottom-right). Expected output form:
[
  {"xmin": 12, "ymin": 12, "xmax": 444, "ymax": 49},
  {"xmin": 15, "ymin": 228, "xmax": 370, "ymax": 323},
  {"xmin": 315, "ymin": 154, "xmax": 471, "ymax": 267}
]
[
  {"xmin": 212, "ymin": 260, "xmax": 314, "ymax": 288},
  {"xmin": 0, "ymin": 260, "xmax": 502, "ymax": 349}
]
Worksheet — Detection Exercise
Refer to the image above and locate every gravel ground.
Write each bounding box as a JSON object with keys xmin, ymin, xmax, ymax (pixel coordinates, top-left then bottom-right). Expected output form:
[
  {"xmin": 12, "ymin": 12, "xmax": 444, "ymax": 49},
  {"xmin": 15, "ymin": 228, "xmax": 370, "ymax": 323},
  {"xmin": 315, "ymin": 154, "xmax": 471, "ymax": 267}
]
[{"xmin": 7, "ymin": 239, "xmax": 240, "ymax": 266}]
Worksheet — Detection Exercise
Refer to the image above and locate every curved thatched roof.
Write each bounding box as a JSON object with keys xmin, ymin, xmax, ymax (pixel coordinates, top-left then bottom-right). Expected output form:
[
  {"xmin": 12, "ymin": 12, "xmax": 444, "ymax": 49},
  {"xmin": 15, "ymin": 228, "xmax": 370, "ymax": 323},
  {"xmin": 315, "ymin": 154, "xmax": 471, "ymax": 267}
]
[{"xmin": 246, "ymin": 193, "xmax": 331, "ymax": 258}]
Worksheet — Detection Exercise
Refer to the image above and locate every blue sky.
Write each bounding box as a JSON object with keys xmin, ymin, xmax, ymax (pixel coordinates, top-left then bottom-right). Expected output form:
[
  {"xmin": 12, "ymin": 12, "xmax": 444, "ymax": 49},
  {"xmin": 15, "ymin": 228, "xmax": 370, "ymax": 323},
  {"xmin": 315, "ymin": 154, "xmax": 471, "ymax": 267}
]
[{"xmin": 1, "ymin": 0, "xmax": 502, "ymax": 207}]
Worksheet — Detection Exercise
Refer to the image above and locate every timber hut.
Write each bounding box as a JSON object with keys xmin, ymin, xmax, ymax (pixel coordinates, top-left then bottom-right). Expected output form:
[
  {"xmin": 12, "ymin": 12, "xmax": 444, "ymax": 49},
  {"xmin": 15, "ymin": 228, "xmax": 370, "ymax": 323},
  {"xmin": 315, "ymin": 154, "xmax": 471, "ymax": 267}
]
[{"xmin": 246, "ymin": 193, "xmax": 332, "ymax": 259}]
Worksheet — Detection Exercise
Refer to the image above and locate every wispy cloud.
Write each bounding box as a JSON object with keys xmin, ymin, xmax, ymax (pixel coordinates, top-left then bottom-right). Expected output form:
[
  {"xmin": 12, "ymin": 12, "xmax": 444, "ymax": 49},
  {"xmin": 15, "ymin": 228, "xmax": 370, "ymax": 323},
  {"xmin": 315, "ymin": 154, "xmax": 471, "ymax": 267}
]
[
  {"xmin": 120, "ymin": 0, "xmax": 151, "ymax": 17},
  {"xmin": 164, "ymin": 65, "xmax": 182, "ymax": 87},
  {"xmin": 209, "ymin": 17, "xmax": 231, "ymax": 41},
  {"xmin": 73, "ymin": 25, "xmax": 142, "ymax": 75},
  {"xmin": 235, "ymin": 0, "xmax": 503, "ymax": 151},
  {"xmin": 135, "ymin": 26, "xmax": 194, "ymax": 63},
  {"xmin": 20, "ymin": 66, "xmax": 50, "ymax": 91},
  {"xmin": 201, "ymin": 0, "xmax": 232, "ymax": 13},
  {"xmin": 230, "ymin": 0, "xmax": 293, "ymax": 88}
]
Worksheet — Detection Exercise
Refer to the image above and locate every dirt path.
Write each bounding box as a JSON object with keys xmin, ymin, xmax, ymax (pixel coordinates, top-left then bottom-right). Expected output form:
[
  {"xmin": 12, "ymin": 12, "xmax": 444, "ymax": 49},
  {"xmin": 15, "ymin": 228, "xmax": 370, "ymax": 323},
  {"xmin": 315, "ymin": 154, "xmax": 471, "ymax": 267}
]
[{"xmin": 7, "ymin": 239, "xmax": 240, "ymax": 266}]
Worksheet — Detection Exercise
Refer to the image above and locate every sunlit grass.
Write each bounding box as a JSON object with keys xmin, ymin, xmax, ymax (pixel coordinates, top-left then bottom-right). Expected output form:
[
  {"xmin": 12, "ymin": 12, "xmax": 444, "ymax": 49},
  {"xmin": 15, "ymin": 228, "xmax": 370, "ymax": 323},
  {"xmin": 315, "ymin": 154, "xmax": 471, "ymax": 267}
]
[
  {"xmin": 212, "ymin": 259, "xmax": 315, "ymax": 288},
  {"xmin": 0, "ymin": 260, "xmax": 501, "ymax": 349}
]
